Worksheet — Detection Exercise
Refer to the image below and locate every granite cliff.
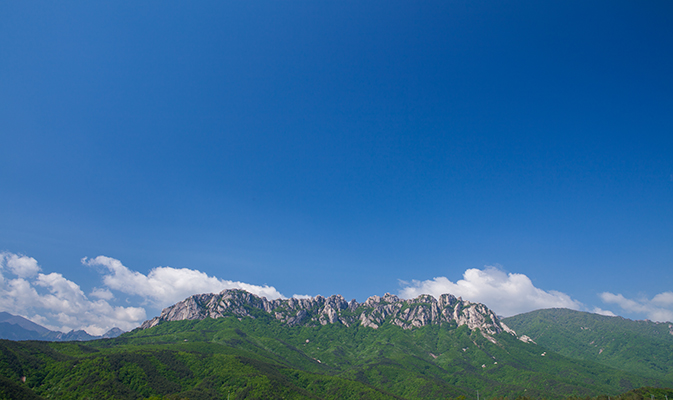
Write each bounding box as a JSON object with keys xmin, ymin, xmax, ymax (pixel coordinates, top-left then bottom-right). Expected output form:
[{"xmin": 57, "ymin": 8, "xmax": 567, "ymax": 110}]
[{"xmin": 140, "ymin": 289, "xmax": 517, "ymax": 342}]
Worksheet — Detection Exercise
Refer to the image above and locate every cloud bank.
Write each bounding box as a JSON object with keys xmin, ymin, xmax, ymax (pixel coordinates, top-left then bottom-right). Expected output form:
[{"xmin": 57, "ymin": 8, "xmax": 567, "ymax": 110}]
[
  {"xmin": 83, "ymin": 255, "xmax": 284, "ymax": 307},
  {"xmin": 4, "ymin": 252, "xmax": 670, "ymax": 337},
  {"xmin": 0, "ymin": 252, "xmax": 286, "ymax": 335},
  {"xmin": 399, "ymin": 266, "xmax": 582, "ymax": 317},
  {"xmin": 599, "ymin": 292, "xmax": 673, "ymax": 322},
  {"xmin": 0, "ymin": 252, "xmax": 145, "ymax": 335}
]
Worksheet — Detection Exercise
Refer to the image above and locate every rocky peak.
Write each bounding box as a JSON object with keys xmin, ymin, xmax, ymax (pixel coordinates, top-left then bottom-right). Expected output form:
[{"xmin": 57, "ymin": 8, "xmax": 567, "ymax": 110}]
[{"xmin": 140, "ymin": 289, "xmax": 516, "ymax": 342}]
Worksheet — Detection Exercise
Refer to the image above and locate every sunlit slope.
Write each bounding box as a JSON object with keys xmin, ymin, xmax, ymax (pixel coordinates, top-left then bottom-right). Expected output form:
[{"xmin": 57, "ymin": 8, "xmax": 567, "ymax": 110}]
[{"xmin": 502, "ymin": 308, "xmax": 673, "ymax": 381}]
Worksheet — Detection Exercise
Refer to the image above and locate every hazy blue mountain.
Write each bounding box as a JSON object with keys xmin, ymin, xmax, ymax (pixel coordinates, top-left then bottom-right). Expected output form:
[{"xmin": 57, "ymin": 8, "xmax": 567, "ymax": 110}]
[
  {"xmin": 0, "ymin": 321, "xmax": 46, "ymax": 341},
  {"xmin": 102, "ymin": 327, "xmax": 125, "ymax": 338},
  {"xmin": 0, "ymin": 311, "xmax": 124, "ymax": 341},
  {"xmin": 0, "ymin": 312, "xmax": 51, "ymax": 335}
]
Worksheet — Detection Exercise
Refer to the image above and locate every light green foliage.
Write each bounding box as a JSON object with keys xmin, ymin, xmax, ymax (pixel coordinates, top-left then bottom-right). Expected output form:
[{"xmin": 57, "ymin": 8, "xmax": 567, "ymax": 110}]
[{"xmin": 502, "ymin": 309, "xmax": 673, "ymax": 381}]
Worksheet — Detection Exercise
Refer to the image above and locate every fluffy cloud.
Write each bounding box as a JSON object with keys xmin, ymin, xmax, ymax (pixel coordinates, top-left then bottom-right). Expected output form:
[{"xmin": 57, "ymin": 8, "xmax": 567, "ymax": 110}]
[
  {"xmin": 0, "ymin": 252, "xmax": 288, "ymax": 335},
  {"xmin": 90, "ymin": 287, "xmax": 114, "ymax": 300},
  {"xmin": 0, "ymin": 253, "xmax": 146, "ymax": 335},
  {"xmin": 1, "ymin": 252, "xmax": 41, "ymax": 278},
  {"xmin": 83, "ymin": 255, "xmax": 285, "ymax": 308},
  {"xmin": 652, "ymin": 292, "xmax": 673, "ymax": 306},
  {"xmin": 599, "ymin": 292, "xmax": 673, "ymax": 322},
  {"xmin": 399, "ymin": 266, "xmax": 582, "ymax": 317}
]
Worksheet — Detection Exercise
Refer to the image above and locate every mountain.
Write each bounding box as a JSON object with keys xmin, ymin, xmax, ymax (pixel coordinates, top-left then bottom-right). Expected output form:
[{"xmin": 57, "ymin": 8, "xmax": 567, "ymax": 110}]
[
  {"xmin": 0, "ymin": 321, "xmax": 47, "ymax": 341},
  {"xmin": 0, "ymin": 312, "xmax": 51, "ymax": 335},
  {"xmin": 51, "ymin": 329, "xmax": 100, "ymax": 341},
  {"xmin": 102, "ymin": 327, "xmax": 125, "ymax": 338},
  {"xmin": 0, "ymin": 311, "xmax": 125, "ymax": 341},
  {"xmin": 1, "ymin": 290, "xmax": 670, "ymax": 400},
  {"xmin": 502, "ymin": 308, "xmax": 673, "ymax": 381},
  {"xmin": 141, "ymin": 289, "xmax": 515, "ymax": 340}
]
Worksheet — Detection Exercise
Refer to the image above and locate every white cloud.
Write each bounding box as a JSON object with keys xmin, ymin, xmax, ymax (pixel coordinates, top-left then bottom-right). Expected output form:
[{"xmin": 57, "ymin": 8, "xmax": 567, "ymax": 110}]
[
  {"xmin": 591, "ymin": 307, "xmax": 617, "ymax": 317},
  {"xmin": 0, "ymin": 277, "xmax": 42, "ymax": 313},
  {"xmin": 90, "ymin": 287, "xmax": 114, "ymax": 300},
  {"xmin": 292, "ymin": 294, "xmax": 312, "ymax": 299},
  {"xmin": 0, "ymin": 252, "xmax": 289, "ymax": 335},
  {"xmin": 652, "ymin": 292, "xmax": 673, "ymax": 306},
  {"xmin": 0, "ymin": 252, "xmax": 146, "ymax": 335},
  {"xmin": 399, "ymin": 266, "xmax": 582, "ymax": 317},
  {"xmin": 83, "ymin": 255, "xmax": 285, "ymax": 307},
  {"xmin": 599, "ymin": 292, "xmax": 673, "ymax": 322},
  {"xmin": 1, "ymin": 252, "xmax": 41, "ymax": 278}
]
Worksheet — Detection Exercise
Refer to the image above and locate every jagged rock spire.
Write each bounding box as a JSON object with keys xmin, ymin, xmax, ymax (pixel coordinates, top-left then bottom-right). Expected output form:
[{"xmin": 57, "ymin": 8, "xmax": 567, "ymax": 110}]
[{"xmin": 140, "ymin": 289, "xmax": 516, "ymax": 341}]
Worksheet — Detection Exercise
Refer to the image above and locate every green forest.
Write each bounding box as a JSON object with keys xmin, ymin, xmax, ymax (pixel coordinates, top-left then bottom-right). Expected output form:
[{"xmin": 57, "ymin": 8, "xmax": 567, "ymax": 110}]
[
  {"xmin": 1, "ymin": 311, "xmax": 673, "ymax": 400},
  {"xmin": 503, "ymin": 309, "xmax": 673, "ymax": 382}
]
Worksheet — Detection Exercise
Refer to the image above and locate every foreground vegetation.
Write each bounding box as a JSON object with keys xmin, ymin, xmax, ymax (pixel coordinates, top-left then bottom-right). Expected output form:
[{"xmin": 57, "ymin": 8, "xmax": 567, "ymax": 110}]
[{"xmin": 1, "ymin": 313, "xmax": 672, "ymax": 399}]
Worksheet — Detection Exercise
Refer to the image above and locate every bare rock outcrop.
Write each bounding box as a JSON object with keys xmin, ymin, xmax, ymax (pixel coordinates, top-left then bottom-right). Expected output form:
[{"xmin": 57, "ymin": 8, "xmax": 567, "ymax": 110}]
[{"xmin": 140, "ymin": 289, "xmax": 517, "ymax": 342}]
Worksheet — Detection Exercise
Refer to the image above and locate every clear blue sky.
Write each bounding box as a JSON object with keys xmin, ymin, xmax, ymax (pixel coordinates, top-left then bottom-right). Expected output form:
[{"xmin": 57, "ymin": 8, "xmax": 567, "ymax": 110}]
[{"xmin": 1, "ymin": 1, "xmax": 672, "ymax": 332}]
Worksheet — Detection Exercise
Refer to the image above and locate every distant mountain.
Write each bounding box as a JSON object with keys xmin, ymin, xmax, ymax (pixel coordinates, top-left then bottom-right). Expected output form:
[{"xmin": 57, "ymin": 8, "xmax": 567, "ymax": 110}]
[
  {"xmin": 51, "ymin": 329, "xmax": 100, "ymax": 341},
  {"xmin": 2, "ymin": 290, "xmax": 669, "ymax": 400},
  {"xmin": 502, "ymin": 308, "xmax": 673, "ymax": 381},
  {"xmin": 0, "ymin": 321, "xmax": 46, "ymax": 341},
  {"xmin": 0, "ymin": 311, "xmax": 124, "ymax": 341},
  {"xmin": 101, "ymin": 327, "xmax": 125, "ymax": 338},
  {"xmin": 0, "ymin": 312, "xmax": 51, "ymax": 335}
]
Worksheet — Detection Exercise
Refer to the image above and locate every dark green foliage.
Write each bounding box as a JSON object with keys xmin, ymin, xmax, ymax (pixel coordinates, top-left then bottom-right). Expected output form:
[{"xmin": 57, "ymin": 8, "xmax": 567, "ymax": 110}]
[
  {"xmin": 0, "ymin": 374, "xmax": 46, "ymax": 400},
  {"xmin": 1, "ymin": 316, "xmax": 672, "ymax": 399}
]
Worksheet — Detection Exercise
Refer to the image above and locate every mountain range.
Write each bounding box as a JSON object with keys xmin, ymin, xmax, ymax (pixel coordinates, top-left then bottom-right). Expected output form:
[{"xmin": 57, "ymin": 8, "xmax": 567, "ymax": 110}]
[
  {"xmin": 0, "ymin": 311, "xmax": 124, "ymax": 341},
  {"xmin": 0, "ymin": 289, "xmax": 672, "ymax": 400},
  {"xmin": 140, "ymin": 290, "xmax": 513, "ymax": 337}
]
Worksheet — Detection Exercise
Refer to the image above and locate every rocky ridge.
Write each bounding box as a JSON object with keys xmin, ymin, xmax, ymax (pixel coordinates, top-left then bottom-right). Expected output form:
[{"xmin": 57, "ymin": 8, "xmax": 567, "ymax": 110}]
[{"xmin": 140, "ymin": 289, "xmax": 518, "ymax": 342}]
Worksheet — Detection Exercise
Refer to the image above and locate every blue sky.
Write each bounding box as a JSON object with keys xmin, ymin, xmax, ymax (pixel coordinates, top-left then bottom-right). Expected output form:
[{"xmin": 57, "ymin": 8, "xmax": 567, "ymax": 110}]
[{"xmin": 1, "ymin": 1, "xmax": 672, "ymax": 334}]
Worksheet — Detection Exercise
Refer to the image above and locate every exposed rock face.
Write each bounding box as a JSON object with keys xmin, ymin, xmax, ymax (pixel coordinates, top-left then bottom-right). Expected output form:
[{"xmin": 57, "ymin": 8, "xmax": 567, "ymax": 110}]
[
  {"xmin": 140, "ymin": 290, "xmax": 516, "ymax": 341},
  {"xmin": 518, "ymin": 334, "xmax": 536, "ymax": 344}
]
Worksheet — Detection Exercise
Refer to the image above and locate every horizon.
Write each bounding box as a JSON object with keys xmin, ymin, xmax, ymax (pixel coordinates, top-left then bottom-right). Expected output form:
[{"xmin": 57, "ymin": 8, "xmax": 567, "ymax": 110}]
[
  {"xmin": 1, "ymin": 1, "xmax": 672, "ymax": 335},
  {"xmin": 1, "ymin": 285, "xmax": 660, "ymax": 337},
  {"xmin": 0, "ymin": 254, "xmax": 668, "ymax": 336}
]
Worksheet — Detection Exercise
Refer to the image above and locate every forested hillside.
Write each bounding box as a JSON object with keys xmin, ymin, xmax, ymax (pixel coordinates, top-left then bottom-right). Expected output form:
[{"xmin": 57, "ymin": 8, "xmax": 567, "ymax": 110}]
[
  {"xmin": 502, "ymin": 309, "xmax": 673, "ymax": 381},
  {"xmin": 1, "ymin": 313, "xmax": 671, "ymax": 400}
]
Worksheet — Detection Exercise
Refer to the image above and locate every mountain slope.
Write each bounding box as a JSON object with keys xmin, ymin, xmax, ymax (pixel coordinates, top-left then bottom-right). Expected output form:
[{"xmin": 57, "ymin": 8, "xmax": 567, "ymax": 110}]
[
  {"xmin": 502, "ymin": 308, "xmax": 673, "ymax": 381},
  {"xmin": 0, "ymin": 312, "xmax": 51, "ymax": 335},
  {"xmin": 2, "ymin": 291, "xmax": 671, "ymax": 400},
  {"xmin": 0, "ymin": 322, "xmax": 48, "ymax": 341},
  {"xmin": 0, "ymin": 312, "xmax": 125, "ymax": 341}
]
